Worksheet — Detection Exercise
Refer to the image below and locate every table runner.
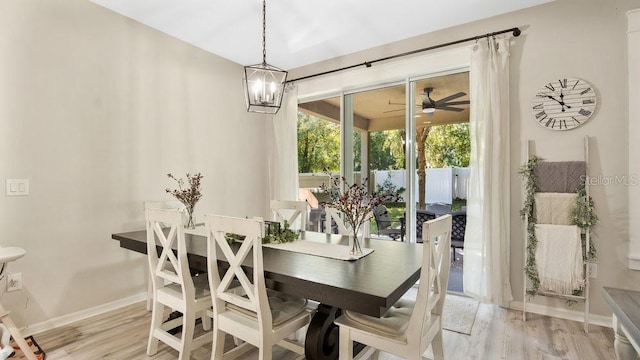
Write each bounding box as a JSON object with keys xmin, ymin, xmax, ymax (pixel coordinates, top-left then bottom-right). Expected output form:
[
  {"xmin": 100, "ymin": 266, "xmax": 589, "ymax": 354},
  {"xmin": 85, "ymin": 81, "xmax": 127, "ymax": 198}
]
[{"xmin": 264, "ymin": 240, "xmax": 374, "ymax": 261}]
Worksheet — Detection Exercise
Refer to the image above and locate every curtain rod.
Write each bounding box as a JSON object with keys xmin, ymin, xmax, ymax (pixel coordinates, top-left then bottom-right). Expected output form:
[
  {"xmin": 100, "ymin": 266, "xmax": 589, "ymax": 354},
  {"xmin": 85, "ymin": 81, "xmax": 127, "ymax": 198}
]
[{"xmin": 286, "ymin": 27, "xmax": 521, "ymax": 83}]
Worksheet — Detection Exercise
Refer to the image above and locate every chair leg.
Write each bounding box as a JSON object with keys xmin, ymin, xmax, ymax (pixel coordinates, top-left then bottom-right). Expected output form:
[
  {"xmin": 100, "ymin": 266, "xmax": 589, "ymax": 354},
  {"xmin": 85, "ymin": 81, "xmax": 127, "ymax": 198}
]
[
  {"xmin": 201, "ymin": 310, "xmax": 212, "ymax": 331},
  {"xmin": 431, "ymin": 329, "xmax": 444, "ymax": 360},
  {"xmin": 258, "ymin": 346, "xmax": 273, "ymax": 360},
  {"xmin": 178, "ymin": 310, "xmax": 196, "ymax": 360},
  {"xmin": 146, "ymin": 275, "xmax": 153, "ymax": 311},
  {"xmin": 339, "ymin": 329, "xmax": 353, "ymax": 360},
  {"xmin": 147, "ymin": 302, "xmax": 164, "ymax": 355},
  {"xmin": 211, "ymin": 327, "xmax": 225, "ymax": 360},
  {"xmin": 0, "ymin": 304, "xmax": 37, "ymax": 360}
]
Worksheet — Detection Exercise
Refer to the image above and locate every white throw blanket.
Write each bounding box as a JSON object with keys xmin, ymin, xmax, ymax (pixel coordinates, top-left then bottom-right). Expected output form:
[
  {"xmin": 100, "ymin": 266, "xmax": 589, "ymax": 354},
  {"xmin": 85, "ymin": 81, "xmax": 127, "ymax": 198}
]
[
  {"xmin": 535, "ymin": 193, "xmax": 578, "ymax": 225},
  {"xmin": 534, "ymin": 224, "xmax": 584, "ymax": 294}
]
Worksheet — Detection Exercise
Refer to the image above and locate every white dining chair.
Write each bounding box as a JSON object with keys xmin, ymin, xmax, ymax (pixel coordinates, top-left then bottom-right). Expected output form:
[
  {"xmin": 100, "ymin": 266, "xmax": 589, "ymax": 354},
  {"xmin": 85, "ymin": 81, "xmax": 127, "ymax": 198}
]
[
  {"xmin": 270, "ymin": 199, "xmax": 308, "ymax": 231},
  {"xmin": 205, "ymin": 214, "xmax": 314, "ymax": 360},
  {"xmin": 143, "ymin": 200, "xmax": 186, "ymax": 311},
  {"xmin": 334, "ymin": 214, "xmax": 452, "ymax": 360},
  {"xmin": 145, "ymin": 208, "xmax": 212, "ymax": 360},
  {"xmin": 324, "ymin": 206, "xmax": 371, "ymax": 237}
]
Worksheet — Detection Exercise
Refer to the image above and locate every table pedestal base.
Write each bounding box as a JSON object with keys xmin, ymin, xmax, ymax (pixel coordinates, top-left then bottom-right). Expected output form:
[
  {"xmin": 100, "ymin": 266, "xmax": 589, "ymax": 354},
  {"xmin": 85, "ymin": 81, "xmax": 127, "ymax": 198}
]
[{"xmin": 305, "ymin": 304, "xmax": 366, "ymax": 360}]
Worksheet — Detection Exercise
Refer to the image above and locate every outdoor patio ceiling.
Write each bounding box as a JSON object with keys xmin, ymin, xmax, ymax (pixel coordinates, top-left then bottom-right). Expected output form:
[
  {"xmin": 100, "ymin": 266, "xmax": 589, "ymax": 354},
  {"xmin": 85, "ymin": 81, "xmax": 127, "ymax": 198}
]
[{"xmin": 299, "ymin": 71, "xmax": 470, "ymax": 132}]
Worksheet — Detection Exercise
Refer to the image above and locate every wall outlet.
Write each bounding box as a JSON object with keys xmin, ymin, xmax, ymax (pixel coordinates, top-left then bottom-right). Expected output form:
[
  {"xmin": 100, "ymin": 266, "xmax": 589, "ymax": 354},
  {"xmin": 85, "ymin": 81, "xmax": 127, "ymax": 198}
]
[
  {"xmin": 7, "ymin": 273, "xmax": 22, "ymax": 292},
  {"xmin": 588, "ymin": 263, "xmax": 598, "ymax": 279}
]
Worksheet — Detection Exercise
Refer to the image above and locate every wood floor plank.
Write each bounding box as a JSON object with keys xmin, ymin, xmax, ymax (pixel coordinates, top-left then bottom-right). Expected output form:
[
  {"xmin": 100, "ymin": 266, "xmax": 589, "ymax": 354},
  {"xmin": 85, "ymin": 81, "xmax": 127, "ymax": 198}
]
[{"xmin": 25, "ymin": 301, "xmax": 615, "ymax": 360}]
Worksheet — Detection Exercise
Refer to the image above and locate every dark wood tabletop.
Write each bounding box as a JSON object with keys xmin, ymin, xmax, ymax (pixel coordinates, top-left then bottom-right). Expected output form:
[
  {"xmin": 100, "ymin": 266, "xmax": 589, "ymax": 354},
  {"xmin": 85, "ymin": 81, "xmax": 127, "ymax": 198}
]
[{"xmin": 112, "ymin": 230, "xmax": 423, "ymax": 318}]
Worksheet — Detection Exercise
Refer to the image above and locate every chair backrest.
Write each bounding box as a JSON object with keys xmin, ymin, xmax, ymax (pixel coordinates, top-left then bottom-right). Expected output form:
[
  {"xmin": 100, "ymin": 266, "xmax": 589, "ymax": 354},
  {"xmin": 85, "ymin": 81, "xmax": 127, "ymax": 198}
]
[
  {"xmin": 426, "ymin": 203, "xmax": 451, "ymax": 215},
  {"xmin": 270, "ymin": 200, "xmax": 308, "ymax": 231},
  {"xmin": 407, "ymin": 214, "xmax": 452, "ymax": 337},
  {"xmin": 205, "ymin": 215, "xmax": 272, "ymax": 328},
  {"xmin": 145, "ymin": 208, "xmax": 195, "ymax": 300},
  {"xmin": 373, "ymin": 205, "xmax": 392, "ymax": 231},
  {"xmin": 451, "ymin": 211, "xmax": 467, "ymax": 242},
  {"xmin": 416, "ymin": 209, "xmax": 437, "ymax": 241},
  {"xmin": 324, "ymin": 206, "xmax": 371, "ymax": 237}
]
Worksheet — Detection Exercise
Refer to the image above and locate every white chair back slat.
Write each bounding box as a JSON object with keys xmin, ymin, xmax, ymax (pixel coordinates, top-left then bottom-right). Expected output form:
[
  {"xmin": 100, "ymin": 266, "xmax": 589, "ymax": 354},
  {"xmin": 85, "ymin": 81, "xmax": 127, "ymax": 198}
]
[
  {"xmin": 145, "ymin": 207, "xmax": 212, "ymax": 359},
  {"xmin": 270, "ymin": 200, "xmax": 308, "ymax": 230},
  {"xmin": 408, "ymin": 214, "xmax": 452, "ymax": 336},
  {"xmin": 205, "ymin": 215, "xmax": 272, "ymax": 325},
  {"xmin": 146, "ymin": 208, "xmax": 194, "ymax": 297},
  {"xmin": 324, "ymin": 206, "xmax": 372, "ymax": 237}
]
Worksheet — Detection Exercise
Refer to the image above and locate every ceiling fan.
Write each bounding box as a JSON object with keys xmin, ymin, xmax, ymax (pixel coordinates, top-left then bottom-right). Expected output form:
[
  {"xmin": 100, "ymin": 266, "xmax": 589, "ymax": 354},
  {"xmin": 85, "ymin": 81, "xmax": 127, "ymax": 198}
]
[{"xmin": 385, "ymin": 87, "xmax": 470, "ymax": 114}]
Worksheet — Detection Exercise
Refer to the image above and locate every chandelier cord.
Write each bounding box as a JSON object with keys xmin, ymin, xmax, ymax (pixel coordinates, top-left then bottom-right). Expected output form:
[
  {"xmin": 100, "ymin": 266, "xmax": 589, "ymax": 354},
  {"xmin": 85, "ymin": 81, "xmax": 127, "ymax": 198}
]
[{"xmin": 262, "ymin": 0, "xmax": 267, "ymax": 65}]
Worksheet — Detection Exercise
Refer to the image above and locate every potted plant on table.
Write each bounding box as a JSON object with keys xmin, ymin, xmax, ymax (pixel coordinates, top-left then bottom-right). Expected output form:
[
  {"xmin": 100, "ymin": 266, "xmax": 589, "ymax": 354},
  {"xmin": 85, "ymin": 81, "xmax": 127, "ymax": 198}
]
[
  {"xmin": 166, "ymin": 172, "xmax": 203, "ymax": 229},
  {"xmin": 320, "ymin": 172, "xmax": 399, "ymax": 255}
]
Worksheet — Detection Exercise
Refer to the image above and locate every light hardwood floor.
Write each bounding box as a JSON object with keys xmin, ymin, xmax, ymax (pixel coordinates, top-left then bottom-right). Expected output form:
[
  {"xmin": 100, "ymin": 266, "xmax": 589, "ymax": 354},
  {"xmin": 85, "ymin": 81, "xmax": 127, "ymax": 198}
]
[{"xmin": 29, "ymin": 300, "xmax": 615, "ymax": 360}]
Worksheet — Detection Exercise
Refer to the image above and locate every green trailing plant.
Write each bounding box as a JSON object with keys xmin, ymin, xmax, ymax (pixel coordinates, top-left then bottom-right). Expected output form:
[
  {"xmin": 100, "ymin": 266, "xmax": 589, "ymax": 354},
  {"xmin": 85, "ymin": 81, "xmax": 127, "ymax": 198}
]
[
  {"xmin": 572, "ymin": 187, "xmax": 598, "ymax": 262},
  {"xmin": 223, "ymin": 221, "xmax": 299, "ymax": 245},
  {"xmin": 519, "ymin": 156, "xmax": 598, "ymax": 299},
  {"xmin": 519, "ymin": 156, "xmax": 542, "ymax": 296},
  {"xmin": 263, "ymin": 220, "xmax": 300, "ymax": 244}
]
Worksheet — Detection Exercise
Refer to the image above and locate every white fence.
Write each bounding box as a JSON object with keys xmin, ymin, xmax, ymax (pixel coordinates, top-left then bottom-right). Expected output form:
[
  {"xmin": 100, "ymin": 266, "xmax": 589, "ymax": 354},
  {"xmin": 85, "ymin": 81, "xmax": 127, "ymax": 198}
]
[
  {"xmin": 299, "ymin": 168, "xmax": 469, "ymax": 204},
  {"xmin": 374, "ymin": 168, "xmax": 469, "ymax": 204}
]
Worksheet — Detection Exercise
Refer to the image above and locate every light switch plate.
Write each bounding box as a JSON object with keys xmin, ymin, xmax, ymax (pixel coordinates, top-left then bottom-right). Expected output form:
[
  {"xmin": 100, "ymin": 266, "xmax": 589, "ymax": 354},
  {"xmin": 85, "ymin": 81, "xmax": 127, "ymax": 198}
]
[{"xmin": 6, "ymin": 179, "xmax": 29, "ymax": 196}]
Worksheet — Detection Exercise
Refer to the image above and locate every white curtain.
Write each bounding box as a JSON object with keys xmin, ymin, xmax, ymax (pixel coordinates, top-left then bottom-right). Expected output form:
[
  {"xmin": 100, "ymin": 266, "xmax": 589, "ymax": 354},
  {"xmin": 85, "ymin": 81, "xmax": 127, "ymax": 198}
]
[
  {"xmin": 464, "ymin": 37, "xmax": 513, "ymax": 306},
  {"xmin": 269, "ymin": 85, "xmax": 300, "ymax": 202}
]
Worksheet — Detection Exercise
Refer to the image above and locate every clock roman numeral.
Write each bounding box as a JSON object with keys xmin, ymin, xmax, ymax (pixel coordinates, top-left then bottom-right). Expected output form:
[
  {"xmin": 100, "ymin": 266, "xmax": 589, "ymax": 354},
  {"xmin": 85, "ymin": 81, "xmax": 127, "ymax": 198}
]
[
  {"xmin": 582, "ymin": 99, "xmax": 594, "ymax": 104},
  {"xmin": 578, "ymin": 108, "xmax": 592, "ymax": 117},
  {"xmin": 545, "ymin": 83, "xmax": 555, "ymax": 92},
  {"xmin": 572, "ymin": 116, "xmax": 581, "ymax": 125},
  {"xmin": 559, "ymin": 79, "xmax": 567, "ymax": 88},
  {"xmin": 580, "ymin": 87, "xmax": 592, "ymax": 95},
  {"xmin": 560, "ymin": 119, "xmax": 567, "ymax": 129},
  {"xmin": 532, "ymin": 103, "xmax": 543, "ymax": 109},
  {"xmin": 572, "ymin": 79, "xmax": 580, "ymax": 90},
  {"xmin": 535, "ymin": 110, "xmax": 546, "ymax": 119},
  {"xmin": 545, "ymin": 118, "xmax": 555, "ymax": 128}
]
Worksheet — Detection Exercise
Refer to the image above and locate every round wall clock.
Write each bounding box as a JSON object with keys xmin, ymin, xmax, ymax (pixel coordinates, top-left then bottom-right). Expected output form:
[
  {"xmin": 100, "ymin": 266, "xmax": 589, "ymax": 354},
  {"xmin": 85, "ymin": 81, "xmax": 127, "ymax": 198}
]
[{"xmin": 531, "ymin": 77, "xmax": 597, "ymax": 131}]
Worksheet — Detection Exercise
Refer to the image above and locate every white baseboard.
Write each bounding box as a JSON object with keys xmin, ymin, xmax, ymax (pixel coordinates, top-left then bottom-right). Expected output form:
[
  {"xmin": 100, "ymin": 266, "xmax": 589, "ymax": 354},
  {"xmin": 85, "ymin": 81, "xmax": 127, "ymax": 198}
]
[
  {"xmin": 509, "ymin": 300, "xmax": 612, "ymax": 328},
  {"xmin": 23, "ymin": 292, "xmax": 147, "ymax": 336}
]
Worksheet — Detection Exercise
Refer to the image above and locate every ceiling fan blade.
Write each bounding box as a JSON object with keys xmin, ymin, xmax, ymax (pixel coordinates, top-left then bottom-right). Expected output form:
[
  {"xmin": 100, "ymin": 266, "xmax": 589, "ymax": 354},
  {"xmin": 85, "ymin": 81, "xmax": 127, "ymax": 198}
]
[
  {"xmin": 435, "ymin": 92, "xmax": 466, "ymax": 104},
  {"xmin": 435, "ymin": 106, "xmax": 465, "ymax": 112},
  {"xmin": 441, "ymin": 100, "xmax": 470, "ymax": 106}
]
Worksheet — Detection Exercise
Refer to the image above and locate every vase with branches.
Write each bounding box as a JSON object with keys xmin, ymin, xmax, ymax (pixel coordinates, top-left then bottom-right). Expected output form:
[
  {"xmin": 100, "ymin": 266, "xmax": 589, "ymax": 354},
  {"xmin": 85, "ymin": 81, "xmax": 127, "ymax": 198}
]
[
  {"xmin": 166, "ymin": 172, "xmax": 203, "ymax": 229},
  {"xmin": 320, "ymin": 171, "xmax": 399, "ymax": 255}
]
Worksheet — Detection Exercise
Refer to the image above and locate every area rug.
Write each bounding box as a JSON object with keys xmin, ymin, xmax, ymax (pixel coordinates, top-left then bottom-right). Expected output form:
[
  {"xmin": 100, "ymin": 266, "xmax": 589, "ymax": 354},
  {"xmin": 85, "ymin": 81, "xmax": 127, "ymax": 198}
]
[
  {"xmin": 8, "ymin": 335, "xmax": 46, "ymax": 360},
  {"xmin": 402, "ymin": 288, "xmax": 479, "ymax": 335}
]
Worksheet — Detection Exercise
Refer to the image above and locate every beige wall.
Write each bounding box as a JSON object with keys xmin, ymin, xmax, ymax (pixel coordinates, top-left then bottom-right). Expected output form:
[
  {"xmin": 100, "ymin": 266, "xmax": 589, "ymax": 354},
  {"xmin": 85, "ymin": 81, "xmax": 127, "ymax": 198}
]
[
  {"xmin": 0, "ymin": 0, "xmax": 269, "ymax": 328},
  {"xmin": 291, "ymin": 0, "xmax": 640, "ymax": 317}
]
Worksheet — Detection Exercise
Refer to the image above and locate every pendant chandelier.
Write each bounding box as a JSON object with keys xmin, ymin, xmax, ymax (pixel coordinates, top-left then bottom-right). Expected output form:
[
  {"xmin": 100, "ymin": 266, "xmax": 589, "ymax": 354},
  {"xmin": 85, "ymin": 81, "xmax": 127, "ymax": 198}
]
[{"xmin": 243, "ymin": 0, "xmax": 287, "ymax": 114}]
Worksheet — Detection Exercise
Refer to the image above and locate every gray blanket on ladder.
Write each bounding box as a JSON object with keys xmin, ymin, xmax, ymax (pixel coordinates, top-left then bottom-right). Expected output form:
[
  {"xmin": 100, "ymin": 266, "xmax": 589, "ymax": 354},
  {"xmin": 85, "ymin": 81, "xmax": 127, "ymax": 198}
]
[{"xmin": 533, "ymin": 161, "xmax": 586, "ymax": 193}]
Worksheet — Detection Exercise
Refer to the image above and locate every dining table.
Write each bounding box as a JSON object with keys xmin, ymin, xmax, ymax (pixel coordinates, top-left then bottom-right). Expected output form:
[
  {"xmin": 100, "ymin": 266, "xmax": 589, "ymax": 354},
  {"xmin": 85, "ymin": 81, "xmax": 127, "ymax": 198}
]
[{"xmin": 111, "ymin": 229, "xmax": 423, "ymax": 360}]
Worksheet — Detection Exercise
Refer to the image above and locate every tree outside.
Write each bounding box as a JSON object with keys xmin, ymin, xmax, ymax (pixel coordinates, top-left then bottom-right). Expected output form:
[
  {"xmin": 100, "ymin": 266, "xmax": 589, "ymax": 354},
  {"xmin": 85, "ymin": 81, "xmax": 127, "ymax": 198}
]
[
  {"xmin": 297, "ymin": 112, "xmax": 340, "ymax": 173},
  {"xmin": 297, "ymin": 112, "xmax": 470, "ymax": 208}
]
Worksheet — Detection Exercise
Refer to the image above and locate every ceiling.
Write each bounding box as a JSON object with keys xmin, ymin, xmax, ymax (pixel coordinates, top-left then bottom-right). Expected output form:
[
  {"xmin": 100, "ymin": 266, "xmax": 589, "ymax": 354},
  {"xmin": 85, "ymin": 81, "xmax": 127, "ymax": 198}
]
[
  {"xmin": 90, "ymin": 0, "xmax": 552, "ymax": 70},
  {"xmin": 299, "ymin": 71, "xmax": 470, "ymax": 131}
]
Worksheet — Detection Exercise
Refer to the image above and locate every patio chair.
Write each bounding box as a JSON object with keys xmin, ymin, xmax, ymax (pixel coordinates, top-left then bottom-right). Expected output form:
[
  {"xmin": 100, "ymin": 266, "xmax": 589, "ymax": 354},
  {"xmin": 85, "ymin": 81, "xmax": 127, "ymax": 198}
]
[
  {"xmin": 415, "ymin": 209, "xmax": 437, "ymax": 242},
  {"xmin": 372, "ymin": 205, "xmax": 405, "ymax": 241},
  {"xmin": 426, "ymin": 203, "xmax": 451, "ymax": 216},
  {"xmin": 334, "ymin": 215, "xmax": 452, "ymax": 360},
  {"xmin": 451, "ymin": 210, "xmax": 467, "ymax": 261}
]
